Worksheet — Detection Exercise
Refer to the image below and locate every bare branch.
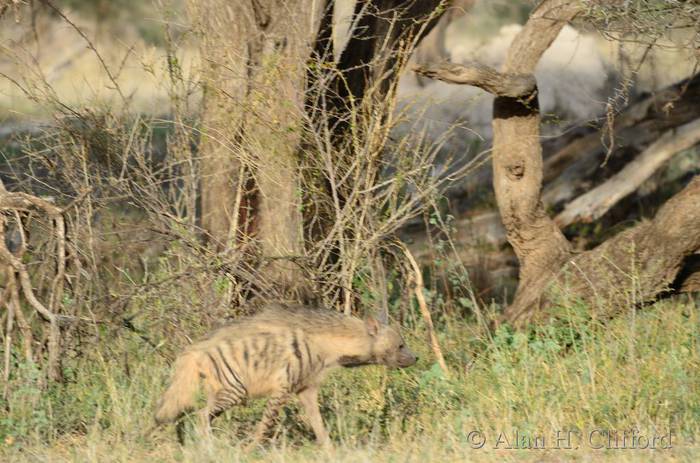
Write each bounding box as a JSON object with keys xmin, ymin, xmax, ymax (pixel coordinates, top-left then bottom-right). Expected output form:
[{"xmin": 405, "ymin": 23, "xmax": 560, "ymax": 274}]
[
  {"xmin": 412, "ymin": 61, "xmax": 536, "ymax": 97},
  {"xmin": 504, "ymin": 0, "xmax": 581, "ymax": 74}
]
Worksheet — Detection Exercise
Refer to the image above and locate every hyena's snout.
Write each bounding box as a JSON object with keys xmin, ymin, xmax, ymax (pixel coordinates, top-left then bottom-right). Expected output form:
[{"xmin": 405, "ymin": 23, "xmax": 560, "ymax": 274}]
[{"xmin": 396, "ymin": 346, "xmax": 418, "ymax": 368}]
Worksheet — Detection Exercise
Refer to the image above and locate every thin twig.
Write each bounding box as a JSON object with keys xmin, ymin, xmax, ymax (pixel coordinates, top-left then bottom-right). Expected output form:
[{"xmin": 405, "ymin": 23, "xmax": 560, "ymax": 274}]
[{"xmin": 399, "ymin": 242, "xmax": 449, "ymax": 377}]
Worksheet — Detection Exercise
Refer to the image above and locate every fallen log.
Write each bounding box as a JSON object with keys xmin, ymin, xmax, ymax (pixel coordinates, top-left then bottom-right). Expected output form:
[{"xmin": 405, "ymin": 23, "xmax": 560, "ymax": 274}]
[
  {"xmin": 555, "ymin": 118, "xmax": 700, "ymax": 227},
  {"xmin": 543, "ymin": 74, "xmax": 700, "ymax": 209}
]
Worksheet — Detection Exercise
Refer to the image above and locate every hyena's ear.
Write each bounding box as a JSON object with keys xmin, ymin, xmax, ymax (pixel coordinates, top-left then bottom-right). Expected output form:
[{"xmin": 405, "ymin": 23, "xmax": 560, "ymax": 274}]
[{"xmin": 365, "ymin": 315, "xmax": 380, "ymax": 337}]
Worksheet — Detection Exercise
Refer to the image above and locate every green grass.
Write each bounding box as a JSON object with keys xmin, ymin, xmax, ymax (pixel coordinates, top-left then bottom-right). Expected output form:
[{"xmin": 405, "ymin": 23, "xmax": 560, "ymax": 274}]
[{"xmin": 2, "ymin": 297, "xmax": 700, "ymax": 462}]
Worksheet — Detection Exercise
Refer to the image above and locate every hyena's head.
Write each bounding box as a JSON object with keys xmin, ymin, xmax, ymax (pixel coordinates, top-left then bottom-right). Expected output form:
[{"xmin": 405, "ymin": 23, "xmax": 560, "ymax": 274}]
[{"xmin": 366, "ymin": 316, "xmax": 417, "ymax": 368}]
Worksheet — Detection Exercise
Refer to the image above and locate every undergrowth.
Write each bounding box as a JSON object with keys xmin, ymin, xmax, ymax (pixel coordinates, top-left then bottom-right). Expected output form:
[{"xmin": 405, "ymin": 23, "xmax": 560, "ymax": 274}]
[{"xmin": 2, "ymin": 296, "xmax": 699, "ymax": 462}]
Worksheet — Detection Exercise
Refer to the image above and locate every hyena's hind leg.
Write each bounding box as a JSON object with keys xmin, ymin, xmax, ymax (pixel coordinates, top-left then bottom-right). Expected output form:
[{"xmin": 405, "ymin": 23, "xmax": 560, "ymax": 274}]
[
  {"xmin": 176, "ymin": 388, "xmax": 246, "ymax": 444},
  {"xmin": 201, "ymin": 388, "xmax": 247, "ymax": 434},
  {"xmin": 251, "ymin": 390, "xmax": 291, "ymax": 445}
]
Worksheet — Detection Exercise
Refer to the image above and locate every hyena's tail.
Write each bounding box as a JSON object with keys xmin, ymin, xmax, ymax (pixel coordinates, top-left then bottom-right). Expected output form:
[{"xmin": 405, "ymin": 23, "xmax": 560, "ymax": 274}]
[{"xmin": 154, "ymin": 350, "xmax": 202, "ymax": 424}]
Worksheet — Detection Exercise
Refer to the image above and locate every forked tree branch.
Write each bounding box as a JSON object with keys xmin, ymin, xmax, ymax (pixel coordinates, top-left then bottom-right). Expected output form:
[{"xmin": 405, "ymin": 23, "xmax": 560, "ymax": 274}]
[{"xmin": 0, "ymin": 181, "xmax": 76, "ymax": 381}]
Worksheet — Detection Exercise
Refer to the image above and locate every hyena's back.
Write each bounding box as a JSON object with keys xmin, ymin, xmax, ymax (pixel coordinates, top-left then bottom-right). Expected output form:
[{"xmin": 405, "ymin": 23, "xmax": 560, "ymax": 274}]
[{"xmin": 155, "ymin": 324, "xmax": 313, "ymax": 424}]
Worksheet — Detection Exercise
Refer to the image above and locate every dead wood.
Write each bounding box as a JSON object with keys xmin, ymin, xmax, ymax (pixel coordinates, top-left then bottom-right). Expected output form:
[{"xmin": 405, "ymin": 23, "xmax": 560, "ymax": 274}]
[
  {"xmin": 542, "ymin": 75, "xmax": 700, "ymax": 208},
  {"xmin": 555, "ymin": 118, "xmax": 700, "ymax": 227}
]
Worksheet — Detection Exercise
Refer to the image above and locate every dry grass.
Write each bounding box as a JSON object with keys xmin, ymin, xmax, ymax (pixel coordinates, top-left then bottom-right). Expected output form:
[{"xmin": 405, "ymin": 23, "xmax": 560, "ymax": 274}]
[
  {"xmin": 0, "ymin": 4, "xmax": 197, "ymax": 119},
  {"xmin": 2, "ymin": 296, "xmax": 700, "ymax": 462}
]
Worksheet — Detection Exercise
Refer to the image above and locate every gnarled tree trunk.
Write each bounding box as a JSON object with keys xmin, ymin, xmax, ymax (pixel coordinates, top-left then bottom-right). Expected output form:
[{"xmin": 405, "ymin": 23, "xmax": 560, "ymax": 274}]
[
  {"xmin": 488, "ymin": 0, "xmax": 578, "ymax": 321},
  {"xmin": 560, "ymin": 177, "xmax": 700, "ymax": 317},
  {"xmin": 415, "ymin": 0, "xmax": 700, "ymax": 325}
]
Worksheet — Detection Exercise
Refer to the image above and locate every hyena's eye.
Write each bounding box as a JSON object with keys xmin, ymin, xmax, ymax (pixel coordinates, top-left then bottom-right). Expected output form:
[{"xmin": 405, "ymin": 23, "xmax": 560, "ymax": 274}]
[{"xmin": 398, "ymin": 343, "xmax": 405, "ymax": 349}]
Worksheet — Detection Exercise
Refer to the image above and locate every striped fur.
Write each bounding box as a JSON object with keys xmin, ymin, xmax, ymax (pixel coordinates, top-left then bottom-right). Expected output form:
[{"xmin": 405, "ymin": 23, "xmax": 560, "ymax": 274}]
[{"xmin": 154, "ymin": 303, "xmax": 417, "ymax": 445}]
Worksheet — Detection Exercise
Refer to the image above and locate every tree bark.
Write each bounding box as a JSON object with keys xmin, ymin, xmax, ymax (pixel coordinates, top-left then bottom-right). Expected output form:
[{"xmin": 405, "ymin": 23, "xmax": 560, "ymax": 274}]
[
  {"xmin": 677, "ymin": 252, "xmax": 700, "ymax": 293},
  {"xmin": 413, "ymin": 60, "xmax": 536, "ymax": 97},
  {"xmin": 244, "ymin": 1, "xmax": 322, "ymax": 294},
  {"xmin": 191, "ymin": 1, "xmax": 322, "ymax": 295},
  {"xmin": 190, "ymin": 2, "xmax": 247, "ymax": 249},
  {"xmin": 192, "ymin": 1, "xmax": 448, "ymax": 297},
  {"xmin": 488, "ymin": 0, "xmax": 579, "ymax": 323}
]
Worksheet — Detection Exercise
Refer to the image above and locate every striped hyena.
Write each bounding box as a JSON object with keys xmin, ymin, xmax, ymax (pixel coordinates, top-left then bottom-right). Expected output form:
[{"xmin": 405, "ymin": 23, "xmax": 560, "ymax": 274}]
[{"xmin": 154, "ymin": 304, "xmax": 417, "ymax": 445}]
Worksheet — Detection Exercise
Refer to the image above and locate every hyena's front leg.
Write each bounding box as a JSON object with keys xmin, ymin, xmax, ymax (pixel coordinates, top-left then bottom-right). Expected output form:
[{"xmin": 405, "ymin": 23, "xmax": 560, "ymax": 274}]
[
  {"xmin": 298, "ymin": 387, "xmax": 329, "ymax": 445},
  {"xmin": 252, "ymin": 390, "xmax": 291, "ymax": 444}
]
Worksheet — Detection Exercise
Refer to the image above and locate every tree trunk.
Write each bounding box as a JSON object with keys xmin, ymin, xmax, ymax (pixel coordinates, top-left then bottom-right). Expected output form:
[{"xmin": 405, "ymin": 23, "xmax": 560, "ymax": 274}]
[
  {"xmin": 244, "ymin": 1, "xmax": 322, "ymax": 294},
  {"xmin": 488, "ymin": 0, "xmax": 578, "ymax": 322},
  {"xmin": 193, "ymin": 1, "xmax": 447, "ymax": 298},
  {"xmin": 189, "ymin": 2, "xmax": 248, "ymax": 249},
  {"xmin": 304, "ymin": 0, "xmax": 447, "ymax": 308},
  {"xmin": 320, "ymin": 0, "xmax": 447, "ymax": 140},
  {"xmin": 191, "ymin": 1, "xmax": 322, "ymax": 295}
]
